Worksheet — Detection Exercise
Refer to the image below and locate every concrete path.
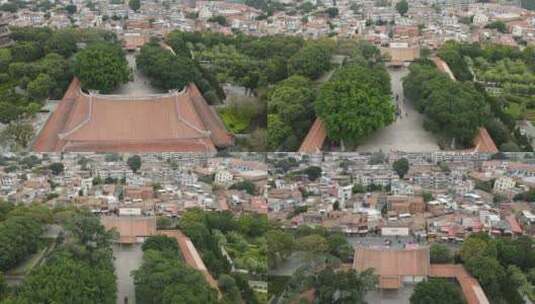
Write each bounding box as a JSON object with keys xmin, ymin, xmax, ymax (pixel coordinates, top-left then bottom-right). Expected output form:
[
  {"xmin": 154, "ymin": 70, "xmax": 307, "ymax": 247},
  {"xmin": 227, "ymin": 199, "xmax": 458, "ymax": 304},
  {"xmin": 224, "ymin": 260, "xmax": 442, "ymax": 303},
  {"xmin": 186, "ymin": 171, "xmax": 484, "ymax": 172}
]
[
  {"xmin": 111, "ymin": 53, "xmax": 164, "ymax": 95},
  {"xmin": 113, "ymin": 243, "xmax": 143, "ymax": 304},
  {"xmin": 356, "ymin": 67, "xmax": 439, "ymax": 152}
]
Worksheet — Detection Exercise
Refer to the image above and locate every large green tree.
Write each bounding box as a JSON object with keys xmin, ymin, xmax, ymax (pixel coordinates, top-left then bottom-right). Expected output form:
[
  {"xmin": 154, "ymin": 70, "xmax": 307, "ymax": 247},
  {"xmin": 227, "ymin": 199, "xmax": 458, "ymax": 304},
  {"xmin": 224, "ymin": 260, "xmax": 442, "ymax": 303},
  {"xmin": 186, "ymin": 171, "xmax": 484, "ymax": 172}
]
[
  {"xmin": 315, "ymin": 64, "xmax": 394, "ymax": 144},
  {"xmin": 267, "ymin": 114, "xmax": 291, "ymax": 151},
  {"xmin": 0, "ymin": 121, "xmax": 34, "ymax": 148},
  {"xmin": 44, "ymin": 29, "xmax": 78, "ymax": 57},
  {"xmin": 267, "ymin": 75, "xmax": 316, "ymax": 151},
  {"xmin": 142, "ymin": 235, "xmax": 180, "ymax": 257},
  {"xmin": 392, "ymin": 158, "xmax": 409, "ymax": 178},
  {"xmin": 288, "ymin": 41, "xmax": 333, "ymax": 79},
  {"xmin": 27, "ymin": 73, "xmax": 53, "ymax": 101},
  {"xmin": 395, "ymin": 0, "xmax": 409, "ymax": 16},
  {"xmin": 127, "ymin": 155, "xmax": 142, "ymax": 173},
  {"xmin": 73, "ymin": 43, "xmax": 130, "ymax": 93},
  {"xmin": 137, "ymin": 42, "xmax": 201, "ymax": 91},
  {"xmin": 129, "ymin": 0, "xmax": 141, "ymax": 11},
  {"xmin": 403, "ymin": 61, "xmax": 490, "ymax": 147}
]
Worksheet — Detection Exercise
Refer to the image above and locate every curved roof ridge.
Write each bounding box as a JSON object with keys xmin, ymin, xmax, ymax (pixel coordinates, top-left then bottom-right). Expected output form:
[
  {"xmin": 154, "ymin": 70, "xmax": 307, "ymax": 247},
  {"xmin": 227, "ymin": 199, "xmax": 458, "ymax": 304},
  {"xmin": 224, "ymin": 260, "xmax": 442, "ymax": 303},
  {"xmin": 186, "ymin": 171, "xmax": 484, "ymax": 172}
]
[
  {"xmin": 186, "ymin": 83, "xmax": 234, "ymax": 147},
  {"xmin": 174, "ymin": 89, "xmax": 211, "ymax": 137},
  {"xmin": 61, "ymin": 138, "xmax": 216, "ymax": 153},
  {"xmin": 80, "ymin": 88, "xmax": 183, "ymax": 100},
  {"xmin": 59, "ymin": 92, "xmax": 93, "ymax": 140}
]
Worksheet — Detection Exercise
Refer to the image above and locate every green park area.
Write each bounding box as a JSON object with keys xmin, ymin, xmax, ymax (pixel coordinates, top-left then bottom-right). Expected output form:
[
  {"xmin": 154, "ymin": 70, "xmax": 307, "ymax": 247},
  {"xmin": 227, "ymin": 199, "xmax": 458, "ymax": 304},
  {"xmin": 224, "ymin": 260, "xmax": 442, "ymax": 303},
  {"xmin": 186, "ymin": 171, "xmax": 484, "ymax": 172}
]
[
  {"xmin": 0, "ymin": 27, "xmax": 129, "ymax": 150},
  {"xmin": 177, "ymin": 208, "xmax": 268, "ymax": 304},
  {"xmin": 420, "ymin": 41, "xmax": 535, "ymax": 151},
  {"xmin": 0, "ymin": 202, "xmax": 118, "ymax": 304}
]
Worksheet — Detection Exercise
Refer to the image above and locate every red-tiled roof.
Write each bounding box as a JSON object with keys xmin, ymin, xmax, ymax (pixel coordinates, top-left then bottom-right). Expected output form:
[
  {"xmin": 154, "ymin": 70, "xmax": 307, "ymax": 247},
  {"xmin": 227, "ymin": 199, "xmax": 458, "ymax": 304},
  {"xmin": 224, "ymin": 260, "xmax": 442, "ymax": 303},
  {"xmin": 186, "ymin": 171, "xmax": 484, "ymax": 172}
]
[
  {"xmin": 159, "ymin": 230, "xmax": 221, "ymax": 298},
  {"xmin": 33, "ymin": 78, "xmax": 82, "ymax": 152},
  {"xmin": 101, "ymin": 216, "xmax": 157, "ymax": 244},
  {"xmin": 472, "ymin": 127, "xmax": 498, "ymax": 153},
  {"xmin": 298, "ymin": 118, "xmax": 327, "ymax": 153},
  {"xmin": 353, "ymin": 247, "xmax": 430, "ymax": 289},
  {"xmin": 429, "ymin": 264, "xmax": 490, "ymax": 304},
  {"xmin": 432, "ymin": 57, "xmax": 456, "ymax": 81},
  {"xmin": 186, "ymin": 83, "xmax": 234, "ymax": 147},
  {"xmin": 506, "ymin": 215, "xmax": 522, "ymax": 234},
  {"xmin": 33, "ymin": 78, "xmax": 232, "ymax": 152}
]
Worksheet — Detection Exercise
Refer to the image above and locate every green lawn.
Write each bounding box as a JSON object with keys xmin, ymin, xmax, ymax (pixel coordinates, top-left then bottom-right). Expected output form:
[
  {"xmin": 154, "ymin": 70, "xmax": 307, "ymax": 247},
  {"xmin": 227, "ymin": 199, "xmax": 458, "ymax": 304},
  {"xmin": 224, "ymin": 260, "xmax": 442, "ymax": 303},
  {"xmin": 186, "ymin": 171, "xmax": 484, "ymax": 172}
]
[
  {"xmin": 505, "ymin": 102, "xmax": 523, "ymax": 120},
  {"xmin": 219, "ymin": 108, "xmax": 251, "ymax": 134}
]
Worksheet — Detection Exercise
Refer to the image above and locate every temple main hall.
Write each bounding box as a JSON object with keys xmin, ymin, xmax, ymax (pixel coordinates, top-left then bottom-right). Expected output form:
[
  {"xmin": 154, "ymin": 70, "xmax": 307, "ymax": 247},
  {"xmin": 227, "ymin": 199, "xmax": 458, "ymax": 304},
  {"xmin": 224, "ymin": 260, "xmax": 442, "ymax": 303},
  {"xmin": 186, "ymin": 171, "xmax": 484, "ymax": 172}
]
[{"xmin": 33, "ymin": 78, "xmax": 233, "ymax": 152}]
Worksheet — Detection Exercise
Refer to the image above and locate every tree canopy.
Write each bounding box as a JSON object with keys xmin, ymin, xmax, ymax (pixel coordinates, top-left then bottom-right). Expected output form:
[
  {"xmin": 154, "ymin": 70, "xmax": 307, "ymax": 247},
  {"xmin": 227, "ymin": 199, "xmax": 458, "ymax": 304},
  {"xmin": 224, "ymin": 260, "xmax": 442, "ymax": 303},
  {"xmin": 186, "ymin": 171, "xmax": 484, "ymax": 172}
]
[
  {"xmin": 267, "ymin": 75, "xmax": 316, "ymax": 151},
  {"xmin": 392, "ymin": 158, "xmax": 409, "ymax": 178},
  {"xmin": 403, "ymin": 61, "xmax": 490, "ymax": 147},
  {"xmin": 410, "ymin": 279, "xmax": 464, "ymax": 304},
  {"xmin": 127, "ymin": 155, "xmax": 142, "ymax": 173},
  {"xmin": 458, "ymin": 233, "xmax": 535, "ymax": 302},
  {"xmin": 6, "ymin": 212, "xmax": 117, "ymax": 304},
  {"xmin": 73, "ymin": 42, "xmax": 130, "ymax": 93},
  {"xmin": 0, "ymin": 212, "xmax": 46, "ymax": 271},
  {"xmin": 311, "ymin": 268, "xmax": 377, "ymax": 304},
  {"xmin": 395, "ymin": 0, "xmax": 409, "ymax": 16},
  {"xmin": 430, "ymin": 243, "xmax": 453, "ymax": 264},
  {"xmin": 129, "ymin": 0, "xmax": 141, "ymax": 11},
  {"xmin": 134, "ymin": 235, "xmax": 218, "ymax": 304},
  {"xmin": 229, "ymin": 180, "xmax": 256, "ymax": 195},
  {"xmin": 288, "ymin": 41, "xmax": 333, "ymax": 80},
  {"xmin": 315, "ymin": 63, "xmax": 394, "ymax": 144},
  {"xmin": 136, "ymin": 40, "xmax": 223, "ymax": 104}
]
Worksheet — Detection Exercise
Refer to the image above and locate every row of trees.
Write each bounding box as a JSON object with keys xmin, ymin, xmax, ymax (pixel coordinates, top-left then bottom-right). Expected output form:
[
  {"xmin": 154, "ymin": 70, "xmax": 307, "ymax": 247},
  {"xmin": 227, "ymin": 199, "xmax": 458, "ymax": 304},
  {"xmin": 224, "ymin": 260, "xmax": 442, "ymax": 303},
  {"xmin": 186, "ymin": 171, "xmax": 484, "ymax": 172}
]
[
  {"xmin": 165, "ymin": 30, "xmax": 333, "ymax": 97},
  {"xmin": 165, "ymin": 31, "xmax": 333, "ymax": 87},
  {"xmin": 459, "ymin": 233, "xmax": 535, "ymax": 302},
  {"xmin": 403, "ymin": 60, "xmax": 490, "ymax": 147},
  {"xmin": 135, "ymin": 40, "xmax": 224, "ymax": 104},
  {"xmin": 437, "ymin": 41, "xmax": 535, "ymax": 82}
]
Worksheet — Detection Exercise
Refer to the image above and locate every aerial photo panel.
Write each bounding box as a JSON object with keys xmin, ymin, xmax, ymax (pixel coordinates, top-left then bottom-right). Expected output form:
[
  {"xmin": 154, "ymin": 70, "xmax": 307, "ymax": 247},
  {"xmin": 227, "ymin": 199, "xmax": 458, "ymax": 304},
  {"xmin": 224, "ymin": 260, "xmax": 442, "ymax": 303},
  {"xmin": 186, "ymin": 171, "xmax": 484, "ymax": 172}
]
[{"xmin": 1, "ymin": 0, "xmax": 535, "ymax": 303}]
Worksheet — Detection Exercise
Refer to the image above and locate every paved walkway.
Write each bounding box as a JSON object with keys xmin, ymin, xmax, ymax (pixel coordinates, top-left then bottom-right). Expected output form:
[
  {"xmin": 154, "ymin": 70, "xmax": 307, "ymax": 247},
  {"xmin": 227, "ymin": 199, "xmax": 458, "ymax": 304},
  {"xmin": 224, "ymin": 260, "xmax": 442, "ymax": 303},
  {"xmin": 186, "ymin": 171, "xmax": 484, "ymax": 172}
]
[
  {"xmin": 113, "ymin": 243, "xmax": 143, "ymax": 304},
  {"xmin": 269, "ymin": 252, "xmax": 307, "ymax": 276},
  {"xmin": 112, "ymin": 53, "xmax": 164, "ymax": 95},
  {"xmin": 356, "ymin": 67, "xmax": 439, "ymax": 152}
]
